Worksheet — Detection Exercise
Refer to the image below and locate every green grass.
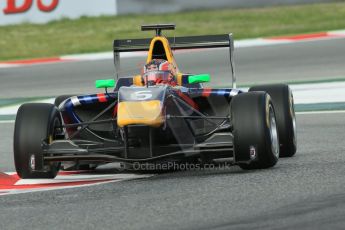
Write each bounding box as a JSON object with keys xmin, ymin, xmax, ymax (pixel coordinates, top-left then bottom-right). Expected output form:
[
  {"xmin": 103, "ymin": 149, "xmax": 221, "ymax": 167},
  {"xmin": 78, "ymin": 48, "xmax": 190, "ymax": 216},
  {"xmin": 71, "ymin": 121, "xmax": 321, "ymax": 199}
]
[{"xmin": 1, "ymin": 2, "xmax": 345, "ymax": 61}]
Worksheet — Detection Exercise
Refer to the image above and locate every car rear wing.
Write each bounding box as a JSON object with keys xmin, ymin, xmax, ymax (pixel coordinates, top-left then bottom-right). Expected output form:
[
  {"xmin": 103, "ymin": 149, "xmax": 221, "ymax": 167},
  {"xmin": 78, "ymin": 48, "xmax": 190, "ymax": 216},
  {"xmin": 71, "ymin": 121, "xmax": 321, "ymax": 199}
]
[{"xmin": 113, "ymin": 34, "xmax": 236, "ymax": 88}]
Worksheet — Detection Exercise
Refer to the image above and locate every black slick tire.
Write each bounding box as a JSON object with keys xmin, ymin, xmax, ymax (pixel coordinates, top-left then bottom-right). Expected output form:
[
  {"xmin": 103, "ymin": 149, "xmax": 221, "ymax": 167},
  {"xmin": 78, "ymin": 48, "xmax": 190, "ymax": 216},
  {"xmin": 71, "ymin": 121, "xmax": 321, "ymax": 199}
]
[
  {"xmin": 231, "ymin": 92, "xmax": 279, "ymax": 169},
  {"xmin": 249, "ymin": 84, "xmax": 296, "ymax": 157},
  {"xmin": 14, "ymin": 103, "xmax": 61, "ymax": 178}
]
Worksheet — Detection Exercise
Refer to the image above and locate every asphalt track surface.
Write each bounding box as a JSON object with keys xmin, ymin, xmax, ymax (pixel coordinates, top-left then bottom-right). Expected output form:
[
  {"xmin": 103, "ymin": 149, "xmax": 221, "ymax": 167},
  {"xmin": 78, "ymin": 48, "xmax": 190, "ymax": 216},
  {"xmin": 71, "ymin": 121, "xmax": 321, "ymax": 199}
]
[{"xmin": 1, "ymin": 38, "xmax": 345, "ymax": 230}]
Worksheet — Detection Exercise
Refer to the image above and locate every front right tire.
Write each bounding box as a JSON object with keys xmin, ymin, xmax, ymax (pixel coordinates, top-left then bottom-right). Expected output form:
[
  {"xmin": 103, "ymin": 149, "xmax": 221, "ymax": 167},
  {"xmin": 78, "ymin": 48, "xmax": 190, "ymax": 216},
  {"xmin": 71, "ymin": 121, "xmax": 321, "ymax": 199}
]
[
  {"xmin": 249, "ymin": 84, "xmax": 296, "ymax": 157},
  {"xmin": 54, "ymin": 94, "xmax": 75, "ymax": 108},
  {"xmin": 231, "ymin": 92, "xmax": 279, "ymax": 170}
]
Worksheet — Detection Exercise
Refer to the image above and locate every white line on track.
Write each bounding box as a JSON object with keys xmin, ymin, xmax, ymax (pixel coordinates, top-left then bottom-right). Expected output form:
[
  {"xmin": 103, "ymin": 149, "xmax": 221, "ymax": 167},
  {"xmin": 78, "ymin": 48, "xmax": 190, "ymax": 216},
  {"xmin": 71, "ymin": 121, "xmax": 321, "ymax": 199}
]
[
  {"xmin": 0, "ymin": 180, "xmax": 116, "ymax": 196},
  {"xmin": 296, "ymin": 110, "xmax": 345, "ymax": 115},
  {"xmin": 0, "ymin": 120, "xmax": 14, "ymax": 124},
  {"xmin": 0, "ymin": 172, "xmax": 153, "ymax": 196}
]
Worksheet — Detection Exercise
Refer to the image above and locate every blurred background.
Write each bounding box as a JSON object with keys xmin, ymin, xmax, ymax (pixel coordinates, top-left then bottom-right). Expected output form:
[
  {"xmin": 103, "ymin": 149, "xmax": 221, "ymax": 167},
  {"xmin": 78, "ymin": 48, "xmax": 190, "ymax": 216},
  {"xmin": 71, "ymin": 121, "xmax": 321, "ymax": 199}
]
[
  {"xmin": 1, "ymin": 0, "xmax": 340, "ymax": 26},
  {"xmin": 0, "ymin": 0, "xmax": 344, "ymax": 60}
]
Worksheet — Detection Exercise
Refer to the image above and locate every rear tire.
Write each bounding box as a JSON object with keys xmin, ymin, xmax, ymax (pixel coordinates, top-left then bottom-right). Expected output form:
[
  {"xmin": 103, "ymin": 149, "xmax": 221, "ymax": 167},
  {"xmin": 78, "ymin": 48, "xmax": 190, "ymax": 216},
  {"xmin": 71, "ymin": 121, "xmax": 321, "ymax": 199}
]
[
  {"xmin": 14, "ymin": 103, "xmax": 61, "ymax": 179},
  {"xmin": 54, "ymin": 94, "xmax": 98, "ymax": 171},
  {"xmin": 54, "ymin": 95, "xmax": 74, "ymax": 107},
  {"xmin": 249, "ymin": 84, "xmax": 296, "ymax": 157},
  {"xmin": 231, "ymin": 92, "xmax": 279, "ymax": 170}
]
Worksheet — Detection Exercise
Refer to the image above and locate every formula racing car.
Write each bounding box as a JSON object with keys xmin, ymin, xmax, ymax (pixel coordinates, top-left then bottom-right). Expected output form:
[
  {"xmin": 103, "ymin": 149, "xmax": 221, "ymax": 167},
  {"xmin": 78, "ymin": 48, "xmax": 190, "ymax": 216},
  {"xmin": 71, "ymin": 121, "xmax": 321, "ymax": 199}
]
[{"xmin": 13, "ymin": 24, "xmax": 297, "ymax": 178}]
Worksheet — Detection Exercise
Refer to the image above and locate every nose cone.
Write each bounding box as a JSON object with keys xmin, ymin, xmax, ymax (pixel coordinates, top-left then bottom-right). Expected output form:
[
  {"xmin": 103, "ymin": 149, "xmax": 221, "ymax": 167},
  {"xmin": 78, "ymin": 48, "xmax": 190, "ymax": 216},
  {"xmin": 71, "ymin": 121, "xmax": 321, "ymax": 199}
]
[{"xmin": 117, "ymin": 100, "xmax": 163, "ymax": 127}]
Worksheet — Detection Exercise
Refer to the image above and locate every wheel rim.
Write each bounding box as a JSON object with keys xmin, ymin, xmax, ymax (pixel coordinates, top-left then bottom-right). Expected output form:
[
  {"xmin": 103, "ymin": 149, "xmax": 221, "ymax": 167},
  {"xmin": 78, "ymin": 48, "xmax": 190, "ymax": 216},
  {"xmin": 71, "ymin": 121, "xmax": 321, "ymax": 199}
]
[
  {"xmin": 53, "ymin": 117, "xmax": 63, "ymax": 140},
  {"xmin": 269, "ymin": 105, "xmax": 279, "ymax": 158},
  {"xmin": 47, "ymin": 116, "xmax": 62, "ymax": 171},
  {"xmin": 290, "ymin": 93, "xmax": 297, "ymax": 147}
]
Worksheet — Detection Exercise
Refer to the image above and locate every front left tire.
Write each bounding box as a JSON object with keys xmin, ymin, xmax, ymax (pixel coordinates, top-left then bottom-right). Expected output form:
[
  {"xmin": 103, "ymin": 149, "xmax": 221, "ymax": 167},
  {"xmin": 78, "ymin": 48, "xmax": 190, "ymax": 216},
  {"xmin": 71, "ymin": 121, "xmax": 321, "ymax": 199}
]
[{"xmin": 14, "ymin": 103, "xmax": 61, "ymax": 179}]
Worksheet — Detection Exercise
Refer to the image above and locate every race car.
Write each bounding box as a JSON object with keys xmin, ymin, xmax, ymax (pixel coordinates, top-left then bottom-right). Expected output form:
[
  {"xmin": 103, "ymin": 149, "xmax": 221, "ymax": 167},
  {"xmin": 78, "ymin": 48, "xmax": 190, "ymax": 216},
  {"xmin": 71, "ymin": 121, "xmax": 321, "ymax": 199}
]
[{"xmin": 13, "ymin": 24, "xmax": 297, "ymax": 179}]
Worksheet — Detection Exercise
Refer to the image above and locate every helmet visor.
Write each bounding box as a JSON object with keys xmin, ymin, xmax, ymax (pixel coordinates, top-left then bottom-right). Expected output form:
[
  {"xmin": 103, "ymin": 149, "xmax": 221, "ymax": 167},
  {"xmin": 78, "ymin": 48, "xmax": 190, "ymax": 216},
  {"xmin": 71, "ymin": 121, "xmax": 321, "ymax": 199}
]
[{"xmin": 142, "ymin": 71, "xmax": 172, "ymax": 83}]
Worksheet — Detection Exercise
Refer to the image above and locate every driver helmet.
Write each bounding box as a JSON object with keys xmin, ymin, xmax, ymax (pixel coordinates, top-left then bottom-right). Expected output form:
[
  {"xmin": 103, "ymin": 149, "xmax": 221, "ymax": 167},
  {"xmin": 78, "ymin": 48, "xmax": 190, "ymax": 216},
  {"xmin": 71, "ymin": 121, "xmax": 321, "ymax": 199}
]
[{"xmin": 142, "ymin": 59, "xmax": 177, "ymax": 86}]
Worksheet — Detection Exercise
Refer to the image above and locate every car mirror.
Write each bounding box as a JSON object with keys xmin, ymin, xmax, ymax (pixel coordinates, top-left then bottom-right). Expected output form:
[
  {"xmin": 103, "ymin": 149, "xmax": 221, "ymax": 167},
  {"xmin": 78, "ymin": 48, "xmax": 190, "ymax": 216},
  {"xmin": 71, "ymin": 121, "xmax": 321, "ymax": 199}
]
[
  {"xmin": 95, "ymin": 79, "xmax": 115, "ymax": 88},
  {"xmin": 188, "ymin": 74, "xmax": 210, "ymax": 84}
]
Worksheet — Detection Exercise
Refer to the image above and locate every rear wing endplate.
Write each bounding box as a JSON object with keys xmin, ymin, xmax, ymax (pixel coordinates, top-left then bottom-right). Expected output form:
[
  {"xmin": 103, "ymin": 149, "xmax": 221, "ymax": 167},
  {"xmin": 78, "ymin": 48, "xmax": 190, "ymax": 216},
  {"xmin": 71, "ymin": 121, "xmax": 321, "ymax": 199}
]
[{"xmin": 113, "ymin": 34, "xmax": 236, "ymax": 88}]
